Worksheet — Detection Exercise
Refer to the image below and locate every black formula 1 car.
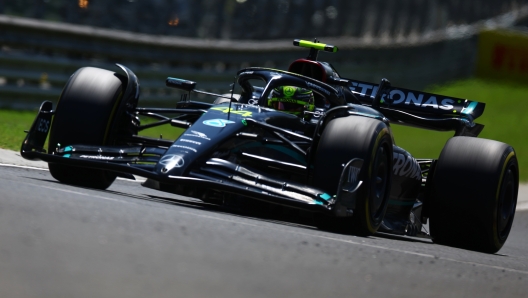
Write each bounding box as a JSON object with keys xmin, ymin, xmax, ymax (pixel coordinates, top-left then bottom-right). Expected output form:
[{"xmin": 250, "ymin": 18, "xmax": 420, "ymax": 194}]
[{"xmin": 21, "ymin": 39, "xmax": 519, "ymax": 253}]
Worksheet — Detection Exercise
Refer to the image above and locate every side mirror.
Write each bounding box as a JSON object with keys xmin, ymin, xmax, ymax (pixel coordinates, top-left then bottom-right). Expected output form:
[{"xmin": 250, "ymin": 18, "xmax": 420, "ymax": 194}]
[{"xmin": 166, "ymin": 77, "xmax": 197, "ymax": 92}]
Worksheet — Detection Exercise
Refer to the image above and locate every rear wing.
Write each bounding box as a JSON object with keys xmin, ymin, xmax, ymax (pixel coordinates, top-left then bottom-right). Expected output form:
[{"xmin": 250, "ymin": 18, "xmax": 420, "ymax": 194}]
[
  {"xmin": 290, "ymin": 39, "xmax": 485, "ymax": 136},
  {"xmin": 345, "ymin": 79, "xmax": 486, "ymax": 136}
]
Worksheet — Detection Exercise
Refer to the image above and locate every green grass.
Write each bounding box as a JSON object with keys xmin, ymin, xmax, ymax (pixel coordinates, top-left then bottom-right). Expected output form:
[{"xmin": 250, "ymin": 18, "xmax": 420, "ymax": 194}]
[
  {"xmin": 0, "ymin": 110, "xmax": 37, "ymax": 151},
  {"xmin": 0, "ymin": 110, "xmax": 183, "ymax": 151},
  {"xmin": 135, "ymin": 116, "xmax": 184, "ymax": 140},
  {"xmin": 1, "ymin": 78, "xmax": 527, "ymax": 180},
  {"xmin": 391, "ymin": 78, "xmax": 528, "ymax": 181}
]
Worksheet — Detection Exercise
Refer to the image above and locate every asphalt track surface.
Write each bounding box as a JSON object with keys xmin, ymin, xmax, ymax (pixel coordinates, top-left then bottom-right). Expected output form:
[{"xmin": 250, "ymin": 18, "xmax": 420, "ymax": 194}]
[{"xmin": 1, "ymin": 150, "xmax": 528, "ymax": 298}]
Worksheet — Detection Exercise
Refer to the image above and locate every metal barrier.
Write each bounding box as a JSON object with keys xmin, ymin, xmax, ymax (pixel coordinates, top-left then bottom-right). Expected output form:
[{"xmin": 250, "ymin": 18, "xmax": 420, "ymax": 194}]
[{"xmin": 1, "ymin": 7, "xmax": 527, "ymax": 110}]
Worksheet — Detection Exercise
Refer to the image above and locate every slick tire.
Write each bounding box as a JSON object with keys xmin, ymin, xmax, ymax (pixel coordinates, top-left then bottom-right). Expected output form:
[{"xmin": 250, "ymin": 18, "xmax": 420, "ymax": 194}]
[
  {"xmin": 48, "ymin": 67, "xmax": 126, "ymax": 189},
  {"xmin": 429, "ymin": 136, "xmax": 518, "ymax": 253},
  {"xmin": 313, "ymin": 116, "xmax": 393, "ymax": 236}
]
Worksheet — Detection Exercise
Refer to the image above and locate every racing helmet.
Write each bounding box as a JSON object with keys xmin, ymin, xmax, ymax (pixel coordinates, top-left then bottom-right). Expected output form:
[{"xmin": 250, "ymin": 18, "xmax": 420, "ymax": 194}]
[{"xmin": 267, "ymin": 86, "xmax": 315, "ymax": 116}]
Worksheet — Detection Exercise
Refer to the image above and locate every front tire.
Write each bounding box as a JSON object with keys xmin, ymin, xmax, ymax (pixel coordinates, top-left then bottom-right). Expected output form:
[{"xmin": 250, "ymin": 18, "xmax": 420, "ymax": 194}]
[
  {"xmin": 313, "ymin": 116, "xmax": 393, "ymax": 236},
  {"xmin": 48, "ymin": 67, "xmax": 127, "ymax": 189},
  {"xmin": 428, "ymin": 136, "xmax": 518, "ymax": 253}
]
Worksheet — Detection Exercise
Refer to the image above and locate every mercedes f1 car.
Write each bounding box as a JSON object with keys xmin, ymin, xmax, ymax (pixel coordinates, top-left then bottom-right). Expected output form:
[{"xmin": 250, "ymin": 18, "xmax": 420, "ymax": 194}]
[{"xmin": 21, "ymin": 39, "xmax": 519, "ymax": 253}]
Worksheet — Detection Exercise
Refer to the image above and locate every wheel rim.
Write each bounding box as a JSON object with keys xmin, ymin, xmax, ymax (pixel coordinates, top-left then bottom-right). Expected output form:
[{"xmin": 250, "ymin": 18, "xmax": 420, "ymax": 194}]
[
  {"xmin": 497, "ymin": 167, "xmax": 516, "ymax": 240},
  {"xmin": 370, "ymin": 146, "xmax": 389, "ymax": 220}
]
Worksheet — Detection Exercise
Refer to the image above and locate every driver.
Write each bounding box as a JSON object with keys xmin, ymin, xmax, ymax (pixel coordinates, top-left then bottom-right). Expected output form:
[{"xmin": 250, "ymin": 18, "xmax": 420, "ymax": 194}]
[{"xmin": 267, "ymin": 86, "xmax": 315, "ymax": 117}]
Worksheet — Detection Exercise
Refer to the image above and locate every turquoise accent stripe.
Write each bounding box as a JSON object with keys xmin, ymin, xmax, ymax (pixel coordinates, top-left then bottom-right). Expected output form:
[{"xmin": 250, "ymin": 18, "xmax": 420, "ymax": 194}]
[
  {"xmin": 63, "ymin": 146, "xmax": 73, "ymax": 158},
  {"xmin": 265, "ymin": 144, "xmax": 305, "ymax": 163},
  {"xmin": 461, "ymin": 101, "xmax": 478, "ymax": 115},
  {"xmin": 319, "ymin": 193, "xmax": 332, "ymax": 201}
]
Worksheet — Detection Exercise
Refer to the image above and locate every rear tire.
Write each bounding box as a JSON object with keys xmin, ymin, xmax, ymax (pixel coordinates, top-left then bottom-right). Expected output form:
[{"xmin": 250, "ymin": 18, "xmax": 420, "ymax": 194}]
[
  {"xmin": 48, "ymin": 67, "xmax": 127, "ymax": 189},
  {"xmin": 429, "ymin": 136, "xmax": 518, "ymax": 253},
  {"xmin": 313, "ymin": 116, "xmax": 393, "ymax": 236}
]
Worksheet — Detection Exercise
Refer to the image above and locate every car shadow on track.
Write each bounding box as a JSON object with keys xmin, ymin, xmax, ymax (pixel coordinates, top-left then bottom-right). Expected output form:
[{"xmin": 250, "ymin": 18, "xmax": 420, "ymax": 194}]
[
  {"xmin": 26, "ymin": 176, "xmax": 433, "ymax": 242},
  {"xmin": 27, "ymin": 176, "xmax": 321, "ymax": 232},
  {"xmin": 143, "ymin": 193, "xmax": 320, "ymax": 231},
  {"xmin": 374, "ymin": 232, "xmax": 432, "ymax": 244}
]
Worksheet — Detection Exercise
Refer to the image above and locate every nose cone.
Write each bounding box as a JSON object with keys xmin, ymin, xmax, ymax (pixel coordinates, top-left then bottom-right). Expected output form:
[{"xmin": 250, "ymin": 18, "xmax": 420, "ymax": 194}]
[
  {"xmin": 159, "ymin": 154, "xmax": 186, "ymax": 174},
  {"xmin": 155, "ymin": 108, "xmax": 248, "ymax": 177}
]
